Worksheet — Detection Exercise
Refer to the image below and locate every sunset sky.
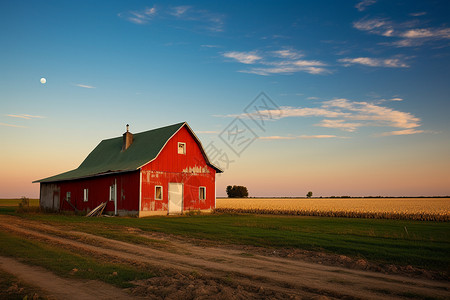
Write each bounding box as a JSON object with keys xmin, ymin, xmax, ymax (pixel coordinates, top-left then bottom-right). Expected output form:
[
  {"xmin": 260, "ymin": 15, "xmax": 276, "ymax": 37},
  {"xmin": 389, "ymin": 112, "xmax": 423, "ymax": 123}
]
[{"xmin": 1, "ymin": 0, "xmax": 449, "ymax": 198}]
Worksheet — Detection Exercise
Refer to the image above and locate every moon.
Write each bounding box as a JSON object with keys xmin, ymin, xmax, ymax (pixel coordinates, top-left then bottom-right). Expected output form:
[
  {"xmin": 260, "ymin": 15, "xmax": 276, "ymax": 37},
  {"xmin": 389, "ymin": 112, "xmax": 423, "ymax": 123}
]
[{"xmin": 40, "ymin": 77, "xmax": 46, "ymax": 84}]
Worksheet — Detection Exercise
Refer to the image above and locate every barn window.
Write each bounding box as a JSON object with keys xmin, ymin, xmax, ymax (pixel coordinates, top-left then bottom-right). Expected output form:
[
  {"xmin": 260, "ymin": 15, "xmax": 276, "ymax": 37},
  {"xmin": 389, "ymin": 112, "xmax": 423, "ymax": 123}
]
[
  {"xmin": 178, "ymin": 142, "xmax": 186, "ymax": 154},
  {"xmin": 66, "ymin": 191, "xmax": 71, "ymax": 202},
  {"xmin": 155, "ymin": 186, "xmax": 163, "ymax": 200},
  {"xmin": 83, "ymin": 189, "xmax": 88, "ymax": 202},
  {"xmin": 109, "ymin": 184, "xmax": 115, "ymax": 202},
  {"xmin": 199, "ymin": 187, "xmax": 206, "ymax": 200}
]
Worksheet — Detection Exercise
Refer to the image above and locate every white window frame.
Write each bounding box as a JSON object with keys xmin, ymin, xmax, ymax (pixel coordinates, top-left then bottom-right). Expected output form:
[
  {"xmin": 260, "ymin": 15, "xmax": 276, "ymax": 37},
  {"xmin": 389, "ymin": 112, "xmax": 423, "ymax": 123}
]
[
  {"xmin": 109, "ymin": 184, "xmax": 115, "ymax": 202},
  {"xmin": 66, "ymin": 191, "xmax": 71, "ymax": 202},
  {"xmin": 178, "ymin": 142, "xmax": 186, "ymax": 154},
  {"xmin": 83, "ymin": 188, "xmax": 88, "ymax": 202},
  {"xmin": 155, "ymin": 185, "xmax": 163, "ymax": 200},
  {"xmin": 199, "ymin": 186, "xmax": 206, "ymax": 200}
]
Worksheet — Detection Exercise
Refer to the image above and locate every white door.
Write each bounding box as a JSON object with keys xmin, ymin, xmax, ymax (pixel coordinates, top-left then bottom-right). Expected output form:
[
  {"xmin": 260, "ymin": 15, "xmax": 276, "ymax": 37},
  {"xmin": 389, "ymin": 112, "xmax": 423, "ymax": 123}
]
[{"xmin": 168, "ymin": 183, "xmax": 183, "ymax": 215}]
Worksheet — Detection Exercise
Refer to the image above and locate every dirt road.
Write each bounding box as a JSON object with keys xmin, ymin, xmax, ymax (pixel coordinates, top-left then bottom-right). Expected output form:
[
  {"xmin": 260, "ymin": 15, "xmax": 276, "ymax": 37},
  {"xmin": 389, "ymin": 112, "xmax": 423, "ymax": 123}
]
[
  {"xmin": 0, "ymin": 256, "xmax": 136, "ymax": 300},
  {"xmin": 0, "ymin": 215, "xmax": 448, "ymax": 299}
]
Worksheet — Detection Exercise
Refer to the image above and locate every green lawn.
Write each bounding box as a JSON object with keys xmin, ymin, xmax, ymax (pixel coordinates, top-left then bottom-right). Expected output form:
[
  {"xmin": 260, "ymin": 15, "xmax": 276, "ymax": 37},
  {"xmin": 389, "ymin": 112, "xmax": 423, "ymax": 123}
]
[{"xmin": 2, "ymin": 209, "xmax": 449, "ymax": 272}]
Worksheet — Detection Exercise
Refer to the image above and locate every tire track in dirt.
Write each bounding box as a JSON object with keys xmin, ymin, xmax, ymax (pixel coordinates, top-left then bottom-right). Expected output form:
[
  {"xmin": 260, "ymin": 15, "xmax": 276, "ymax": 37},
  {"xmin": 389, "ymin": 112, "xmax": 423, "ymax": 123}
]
[
  {"xmin": 1, "ymin": 222, "xmax": 319, "ymax": 299},
  {"xmin": 1, "ymin": 216, "xmax": 449, "ymax": 300}
]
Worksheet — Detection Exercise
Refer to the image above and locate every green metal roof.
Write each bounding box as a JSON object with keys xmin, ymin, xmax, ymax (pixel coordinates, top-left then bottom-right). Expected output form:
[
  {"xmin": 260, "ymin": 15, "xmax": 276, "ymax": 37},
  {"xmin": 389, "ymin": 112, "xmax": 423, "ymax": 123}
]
[{"xmin": 34, "ymin": 122, "xmax": 222, "ymax": 183}]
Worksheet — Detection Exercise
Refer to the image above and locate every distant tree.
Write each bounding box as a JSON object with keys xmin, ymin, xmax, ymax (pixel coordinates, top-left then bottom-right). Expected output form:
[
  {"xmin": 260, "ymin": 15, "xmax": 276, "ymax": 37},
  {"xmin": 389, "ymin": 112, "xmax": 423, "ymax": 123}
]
[
  {"xmin": 237, "ymin": 186, "xmax": 248, "ymax": 198},
  {"xmin": 226, "ymin": 185, "xmax": 249, "ymax": 198},
  {"xmin": 306, "ymin": 191, "xmax": 313, "ymax": 198},
  {"xmin": 226, "ymin": 186, "xmax": 232, "ymax": 197}
]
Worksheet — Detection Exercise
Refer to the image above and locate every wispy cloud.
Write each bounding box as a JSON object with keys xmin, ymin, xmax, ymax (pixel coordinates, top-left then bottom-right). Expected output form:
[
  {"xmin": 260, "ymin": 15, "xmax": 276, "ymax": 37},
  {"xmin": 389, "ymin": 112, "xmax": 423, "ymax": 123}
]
[
  {"xmin": 299, "ymin": 135, "xmax": 345, "ymax": 139},
  {"xmin": 201, "ymin": 44, "xmax": 220, "ymax": 48},
  {"xmin": 220, "ymin": 107, "xmax": 347, "ymax": 119},
  {"xmin": 409, "ymin": 12, "xmax": 426, "ymax": 17},
  {"xmin": 321, "ymin": 98, "xmax": 421, "ymax": 130},
  {"xmin": 259, "ymin": 134, "xmax": 347, "ymax": 140},
  {"xmin": 2, "ymin": 114, "xmax": 44, "ymax": 128},
  {"xmin": 258, "ymin": 136, "xmax": 296, "ymax": 140},
  {"xmin": 119, "ymin": 5, "xmax": 224, "ymax": 32},
  {"xmin": 75, "ymin": 84, "xmax": 96, "ymax": 89},
  {"xmin": 338, "ymin": 57, "xmax": 409, "ymax": 68},
  {"xmin": 272, "ymin": 49, "xmax": 303, "ymax": 60},
  {"xmin": 353, "ymin": 17, "xmax": 388, "ymax": 32},
  {"xmin": 170, "ymin": 5, "xmax": 224, "ymax": 32},
  {"xmin": 222, "ymin": 48, "xmax": 329, "ymax": 75},
  {"xmin": 224, "ymin": 98, "xmax": 422, "ymax": 136},
  {"xmin": 170, "ymin": 5, "xmax": 190, "ymax": 17},
  {"xmin": 353, "ymin": 17, "xmax": 450, "ymax": 47},
  {"xmin": 0, "ymin": 122, "xmax": 27, "ymax": 128},
  {"xmin": 390, "ymin": 97, "xmax": 403, "ymax": 101},
  {"xmin": 355, "ymin": 0, "xmax": 377, "ymax": 12},
  {"xmin": 315, "ymin": 119, "xmax": 363, "ymax": 132},
  {"xmin": 118, "ymin": 6, "xmax": 157, "ymax": 24},
  {"xmin": 7, "ymin": 114, "xmax": 44, "ymax": 119},
  {"xmin": 377, "ymin": 129, "xmax": 424, "ymax": 136},
  {"xmin": 223, "ymin": 51, "xmax": 262, "ymax": 64}
]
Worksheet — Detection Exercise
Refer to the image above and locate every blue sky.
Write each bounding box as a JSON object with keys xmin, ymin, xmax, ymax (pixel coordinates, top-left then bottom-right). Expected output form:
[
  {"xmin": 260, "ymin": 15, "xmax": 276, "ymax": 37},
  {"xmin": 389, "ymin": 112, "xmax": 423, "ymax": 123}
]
[{"xmin": 1, "ymin": 0, "xmax": 449, "ymax": 197}]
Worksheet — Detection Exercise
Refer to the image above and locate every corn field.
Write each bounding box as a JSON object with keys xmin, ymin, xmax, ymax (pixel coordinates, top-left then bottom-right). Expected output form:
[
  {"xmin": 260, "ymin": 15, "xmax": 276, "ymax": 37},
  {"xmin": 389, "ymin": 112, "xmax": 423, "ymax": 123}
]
[{"xmin": 215, "ymin": 198, "xmax": 450, "ymax": 221}]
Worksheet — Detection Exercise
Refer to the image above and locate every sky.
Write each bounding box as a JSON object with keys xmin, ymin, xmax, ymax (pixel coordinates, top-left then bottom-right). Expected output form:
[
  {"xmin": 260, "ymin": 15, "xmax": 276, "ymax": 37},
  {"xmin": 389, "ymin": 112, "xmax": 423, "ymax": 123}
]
[{"xmin": 1, "ymin": 0, "xmax": 449, "ymax": 198}]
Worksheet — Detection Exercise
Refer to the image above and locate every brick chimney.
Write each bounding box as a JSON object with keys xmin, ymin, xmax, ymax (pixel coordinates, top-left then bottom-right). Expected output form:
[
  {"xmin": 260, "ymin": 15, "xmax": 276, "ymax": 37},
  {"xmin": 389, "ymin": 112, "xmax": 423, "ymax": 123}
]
[{"xmin": 122, "ymin": 124, "xmax": 133, "ymax": 151}]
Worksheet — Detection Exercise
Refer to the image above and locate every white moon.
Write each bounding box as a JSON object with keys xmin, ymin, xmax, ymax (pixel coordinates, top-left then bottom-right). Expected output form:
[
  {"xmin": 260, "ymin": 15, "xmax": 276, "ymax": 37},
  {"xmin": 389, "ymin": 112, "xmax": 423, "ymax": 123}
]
[{"xmin": 40, "ymin": 77, "xmax": 46, "ymax": 84}]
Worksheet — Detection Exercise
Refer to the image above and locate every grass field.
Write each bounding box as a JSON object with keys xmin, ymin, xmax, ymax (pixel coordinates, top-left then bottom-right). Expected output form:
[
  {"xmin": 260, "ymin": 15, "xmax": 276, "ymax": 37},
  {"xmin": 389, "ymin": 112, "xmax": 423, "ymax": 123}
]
[
  {"xmin": 1, "ymin": 206, "xmax": 448, "ymax": 273},
  {"xmin": 0, "ymin": 199, "xmax": 39, "ymax": 207},
  {"xmin": 0, "ymin": 230, "xmax": 154, "ymax": 288}
]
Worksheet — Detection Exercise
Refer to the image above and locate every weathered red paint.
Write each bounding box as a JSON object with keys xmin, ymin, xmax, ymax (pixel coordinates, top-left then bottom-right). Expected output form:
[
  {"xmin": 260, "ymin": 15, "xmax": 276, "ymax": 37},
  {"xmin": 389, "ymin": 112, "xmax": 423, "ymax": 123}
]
[
  {"xmin": 47, "ymin": 124, "xmax": 216, "ymax": 216},
  {"xmin": 57, "ymin": 171, "xmax": 140, "ymax": 213},
  {"xmin": 141, "ymin": 126, "xmax": 216, "ymax": 213}
]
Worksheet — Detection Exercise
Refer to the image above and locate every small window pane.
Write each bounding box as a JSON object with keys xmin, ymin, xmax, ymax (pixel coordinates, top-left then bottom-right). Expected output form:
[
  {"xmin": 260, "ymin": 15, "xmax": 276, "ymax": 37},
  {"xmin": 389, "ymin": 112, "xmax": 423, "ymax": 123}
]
[
  {"xmin": 83, "ymin": 189, "xmax": 88, "ymax": 202},
  {"xmin": 178, "ymin": 142, "xmax": 186, "ymax": 154},
  {"xmin": 155, "ymin": 186, "xmax": 162, "ymax": 200},
  {"xmin": 66, "ymin": 192, "xmax": 71, "ymax": 202},
  {"xmin": 199, "ymin": 187, "xmax": 206, "ymax": 200},
  {"xmin": 109, "ymin": 185, "xmax": 115, "ymax": 201}
]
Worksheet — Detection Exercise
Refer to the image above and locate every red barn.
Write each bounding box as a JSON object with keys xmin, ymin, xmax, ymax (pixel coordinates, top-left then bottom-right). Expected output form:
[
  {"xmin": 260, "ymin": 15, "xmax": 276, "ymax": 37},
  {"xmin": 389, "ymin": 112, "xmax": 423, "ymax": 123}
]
[{"xmin": 33, "ymin": 122, "xmax": 223, "ymax": 217}]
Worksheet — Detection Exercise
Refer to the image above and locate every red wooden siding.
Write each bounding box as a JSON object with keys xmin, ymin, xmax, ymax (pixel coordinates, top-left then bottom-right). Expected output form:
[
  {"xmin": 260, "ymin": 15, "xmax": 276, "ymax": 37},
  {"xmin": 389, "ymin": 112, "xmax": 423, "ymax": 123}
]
[
  {"xmin": 57, "ymin": 171, "xmax": 140, "ymax": 213},
  {"xmin": 141, "ymin": 126, "xmax": 216, "ymax": 213}
]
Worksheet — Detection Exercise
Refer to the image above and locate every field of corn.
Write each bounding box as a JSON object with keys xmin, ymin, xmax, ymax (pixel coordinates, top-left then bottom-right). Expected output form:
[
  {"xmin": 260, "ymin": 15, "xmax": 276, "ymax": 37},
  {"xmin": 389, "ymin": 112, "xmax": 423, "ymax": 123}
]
[{"xmin": 215, "ymin": 198, "xmax": 450, "ymax": 221}]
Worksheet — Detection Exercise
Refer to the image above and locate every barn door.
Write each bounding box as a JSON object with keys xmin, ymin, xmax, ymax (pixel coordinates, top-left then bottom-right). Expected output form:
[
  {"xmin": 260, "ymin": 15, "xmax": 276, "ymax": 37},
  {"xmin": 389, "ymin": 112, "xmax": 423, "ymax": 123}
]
[
  {"xmin": 53, "ymin": 190, "xmax": 60, "ymax": 211},
  {"xmin": 168, "ymin": 183, "xmax": 183, "ymax": 215}
]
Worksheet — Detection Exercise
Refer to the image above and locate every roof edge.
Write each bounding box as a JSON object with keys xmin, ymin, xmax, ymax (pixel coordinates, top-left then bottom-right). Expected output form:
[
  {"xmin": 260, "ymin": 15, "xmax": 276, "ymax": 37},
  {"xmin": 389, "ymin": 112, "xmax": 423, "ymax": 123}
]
[
  {"xmin": 137, "ymin": 122, "xmax": 223, "ymax": 173},
  {"xmin": 183, "ymin": 122, "xmax": 224, "ymax": 173},
  {"xmin": 33, "ymin": 169, "xmax": 138, "ymax": 183},
  {"xmin": 137, "ymin": 122, "xmax": 187, "ymax": 169}
]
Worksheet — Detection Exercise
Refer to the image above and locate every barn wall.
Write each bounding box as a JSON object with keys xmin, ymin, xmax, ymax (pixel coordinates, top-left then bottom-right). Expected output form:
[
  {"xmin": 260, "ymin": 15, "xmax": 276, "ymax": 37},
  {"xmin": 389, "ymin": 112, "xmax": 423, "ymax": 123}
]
[
  {"xmin": 56, "ymin": 171, "xmax": 140, "ymax": 215},
  {"xmin": 140, "ymin": 126, "xmax": 216, "ymax": 216},
  {"xmin": 40, "ymin": 183, "xmax": 60, "ymax": 211}
]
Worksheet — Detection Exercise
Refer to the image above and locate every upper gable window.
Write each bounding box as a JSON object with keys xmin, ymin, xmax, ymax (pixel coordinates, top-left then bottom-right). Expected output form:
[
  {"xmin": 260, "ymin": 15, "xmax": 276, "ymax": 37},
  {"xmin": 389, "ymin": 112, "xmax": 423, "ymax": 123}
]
[{"xmin": 178, "ymin": 142, "xmax": 186, "ymax": 154}]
